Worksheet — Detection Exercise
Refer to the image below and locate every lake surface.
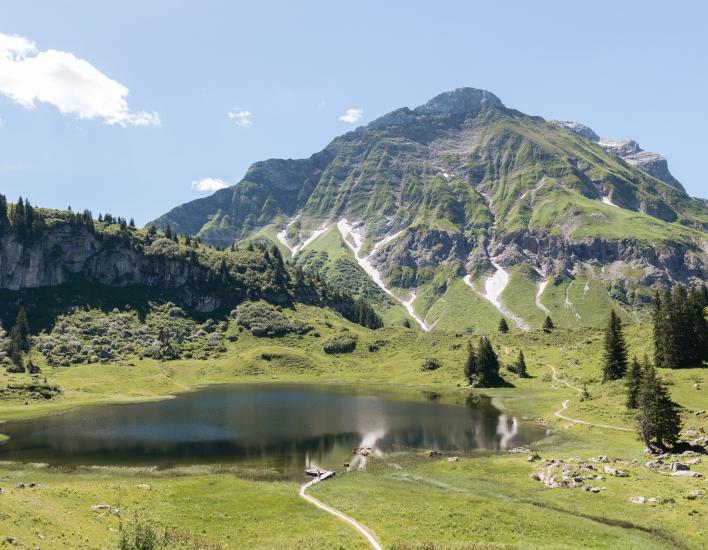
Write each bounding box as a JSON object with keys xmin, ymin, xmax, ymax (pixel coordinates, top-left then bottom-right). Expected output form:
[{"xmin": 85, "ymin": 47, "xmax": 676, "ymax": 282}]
[{"xmin": 0, "ymin": 384, "xmax": 542, "ymax": 476}]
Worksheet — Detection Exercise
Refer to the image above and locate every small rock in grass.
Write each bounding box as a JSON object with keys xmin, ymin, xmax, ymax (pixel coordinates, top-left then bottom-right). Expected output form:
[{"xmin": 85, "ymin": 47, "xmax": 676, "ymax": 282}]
[
  {"xmin": 16, "ymin": 483, "xmax": 25, "ymax": 489},
  {"xmin": 671, "ymin": 462, "xmax": 690, "ymax": 472},
  {"xmin": 135, "ymin": 484, "xmax": 151, "ymax": 490},
  {"xmin": 447, "ymin": 456, "xmax": 459, "ymax": 462},
  {"xmin": 672, "ymin": 470, "xmax": 703, "ymax": 478},
  {"xmin": 685, "ymin": 490, "xmax": 702, "ymax": 500},
  {"xmin": 629, "ymin": 496, "xmax": 645, "ymax": 504},
  {"xmin": 603, "ymin": 466, "xmax": 628, "ymax": 477},
  {"xmin": 589, "ymin": 455, "xmax": 609, "ymax": 463},
  {"xmin": 527, "ymin": 452, "xmax": 541, "ymax": 462}
]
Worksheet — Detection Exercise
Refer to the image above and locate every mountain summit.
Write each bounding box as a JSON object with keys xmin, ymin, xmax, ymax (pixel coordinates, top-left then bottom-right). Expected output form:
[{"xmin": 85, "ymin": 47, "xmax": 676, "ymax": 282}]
[{"xmin": 152, "ymin": 88, "xmax": 707, "ymax": 331}]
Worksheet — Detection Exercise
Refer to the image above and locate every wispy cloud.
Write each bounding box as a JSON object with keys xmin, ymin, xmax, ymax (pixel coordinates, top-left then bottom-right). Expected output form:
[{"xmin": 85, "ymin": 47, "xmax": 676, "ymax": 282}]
[
  {"xmin": 338, "ymin": 107, "xmax": 362, "ymax": 124},
  {"xmin": 0, "ymin": 116, "xmax": 4, "ymax": 128},
  {"xmin": 228, "ymin": 110, "xmax": 252, "ymax": 127},
  {"xmin": 191, "ymin": 177, "xmax": 230, "ymax": 192},
  {"xmin": 0, "ymin": 32, "xmax": 159, "ymax": 126}
]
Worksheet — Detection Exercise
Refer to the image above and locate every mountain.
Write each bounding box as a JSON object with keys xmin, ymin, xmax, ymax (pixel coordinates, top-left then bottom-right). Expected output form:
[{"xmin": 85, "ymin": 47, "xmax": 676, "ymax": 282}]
[
  {"xmin": 551, "ymin": 120, "xmax": 685, "ymax": 192},
  {"xmin": 152, "ymin": 88, "xmax": 708, "ymax": 332}
]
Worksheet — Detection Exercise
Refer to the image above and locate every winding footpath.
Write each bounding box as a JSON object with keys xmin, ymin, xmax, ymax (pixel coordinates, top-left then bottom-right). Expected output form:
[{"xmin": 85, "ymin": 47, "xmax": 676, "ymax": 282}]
[
  {"xmin": 300, "ymin": 474, "xmax": 383, "ymax": 550},
  {"xmin": 545, "ymin": 364, "xmax": 632, "ymax": 432}
]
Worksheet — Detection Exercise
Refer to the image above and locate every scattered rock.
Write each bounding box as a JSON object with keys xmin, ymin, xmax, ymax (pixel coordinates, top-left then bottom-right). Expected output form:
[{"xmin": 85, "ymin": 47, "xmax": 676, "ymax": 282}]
[
  {"xmin": 603, "ymin": 466, "xmax": 628, "ymax": 477},
  {"xmin": 447, "ymin": 456, "xmax": 459, "ymax": 462},
  {"xmin": 135, "ymin": 484, "xmax": 151, "ymax": 490},
  {"xmin": 91, "ymin": 504, "xmax": 121, "ymax": 516},
  {"xmin": 508, "ymin": 446, "xmax": 530, "ymax": 453},
  {"xmin": 16, "ymin": 483, "xmax": 25, "ymax": 489},
  {"xmin": 4, "ymin": 535, "xmax": 15, "ymax": 544},
  {"xmin": 425, "ymin": 450, "xmax": 444, "ymax": 457},
  {"xmin": 671, "ymin": 470, "xmax": 703, "ymax": 478},
  {"xmin": 686, "ymin": 458, "xmax": 702, "ymax": 465},
  {"xmin": 28, "ymin": 482, "xmax": 37, "ymax": 488},
  {"xmin": 589, "ymin": 455, "xmax": 609, "ymax": 463},
  {"xmin": 629, "ymin": 496, "xmax": 645, "ymax": 504},
  {"xmin": 686, "ymin": 490, "xmax": 702, "ymax": 501},
  {"xmin": 527, "ymin": 452, "xmax": 541, "ymax": 462},
  {"xmin": 670, "ymin": 462, "xmax": 690, "ymax": 472}
]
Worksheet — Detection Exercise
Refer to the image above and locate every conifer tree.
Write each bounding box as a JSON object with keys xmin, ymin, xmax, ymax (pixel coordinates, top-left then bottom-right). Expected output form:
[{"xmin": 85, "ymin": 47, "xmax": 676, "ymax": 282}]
[
  {"xmin": 542, "ymin": 315, "xmax": 554, "ymax": 333},
  {"xmin": 602, "ymin": 310, "xmax": 627, "ymax": 381},
  {"xmin": 474, "ymin": 337, "xmax": 500, "ymax": 387},
  {"xmin": 625, "ymin": 356, "xmax": 643, "ymax": 409},
  {"xmin": 11, "ymin": 307, "xmax": 30, "ymax": 352},
  {"xmin": 464, "ymin": 340, "xmax": 477, "ymax": 385},
  {"xmin": 516, "ymin": 350, "xmax": 528, "ymax": 378},
  {"xmin": 636, "ymin": 363, "xmax": 681, "ymax": 448},
  {"xmin": 498, "ymin": 318, "xmax": 509, "ymax": 333}
]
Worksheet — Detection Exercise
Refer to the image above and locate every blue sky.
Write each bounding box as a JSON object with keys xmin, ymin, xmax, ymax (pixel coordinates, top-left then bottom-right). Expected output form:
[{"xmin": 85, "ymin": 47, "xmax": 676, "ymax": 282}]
[{"xmin": 1, "ymin": 1, "xmax": 706, "ymax": 225}]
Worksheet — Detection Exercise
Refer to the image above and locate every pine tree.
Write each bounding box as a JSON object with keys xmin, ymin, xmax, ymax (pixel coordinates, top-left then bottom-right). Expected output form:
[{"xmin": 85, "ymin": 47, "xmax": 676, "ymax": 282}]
[
  {"xmin": 474, "ymin": 337, "xmax": 500, "ymax": 387},
  {"xmin": 625, "ymin": 356, "xmax": 643, "ymax": 409},
  {"xmin": 498, "ymin": 318, "xmax": 509, "ymax": 333},
  {"xmin": 602, "ymin": 310, "xmax": 627, "ymax": 381},
  {"xmin": 0, "ymin": 194, "xmax": 8, "ymax": 233},
  {"xmin": 637, "ymin": 363, "xmax": 681, "ymax": 448},
  {"xmin": 464, "ymin": 340, "xmax": 477, "ymax": 385},
  {"xmin": 516, "ymin": 350, "xmax": 528, "ymax": 378},
  {"xmin": 542, "ymin": 315, "xmax": 554, "ymax": 333},
  {"xmin": 11, "ymin": 307, "xmax": 30, "ymax": 352}
]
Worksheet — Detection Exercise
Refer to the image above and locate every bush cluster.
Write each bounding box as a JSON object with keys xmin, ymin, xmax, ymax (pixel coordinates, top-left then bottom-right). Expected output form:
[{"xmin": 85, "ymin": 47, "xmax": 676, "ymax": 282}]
[
  {"xmin": 233, "ymin": 302, "xmax": 312, "ymax": 337},
  {"xmin": 322, "ymin": 335, "xmax": 357, "ymax": 354},
  {"xmin": 31, "ymin": 302, "xmax": 227, "ymax": 366}
]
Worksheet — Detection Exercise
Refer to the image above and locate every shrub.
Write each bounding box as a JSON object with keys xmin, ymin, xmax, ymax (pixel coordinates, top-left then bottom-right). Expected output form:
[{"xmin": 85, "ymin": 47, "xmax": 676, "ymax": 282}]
[
  {"xmin": 323, "ymin": 335, "xmax": 357, "ymax": 354},
  {"xmin": 421, "ymin": 358, "xmax": 441, "ymax": 371},
  {"xmin": 234, "ymin": 302, "xmax": 311, "ymax": 337}
]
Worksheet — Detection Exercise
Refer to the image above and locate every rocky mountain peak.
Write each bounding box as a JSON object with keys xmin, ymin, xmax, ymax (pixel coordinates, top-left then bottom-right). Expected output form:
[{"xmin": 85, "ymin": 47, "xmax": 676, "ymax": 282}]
[
  {"xmin": 550, "ymin": 121, "xmax": 599, "ymax": 141},
  {"xmin": 413, "ymin": 87, "xmax": 504, "ymax": 116}
]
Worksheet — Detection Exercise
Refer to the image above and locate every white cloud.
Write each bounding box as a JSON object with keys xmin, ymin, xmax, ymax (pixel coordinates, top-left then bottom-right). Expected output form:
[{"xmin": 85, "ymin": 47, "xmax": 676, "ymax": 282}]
[
  {"xmin": 228, "ymin": 110, "xmax": 252, "ymax": 127},
  {"xmin": 191, "ymin": 177, "xmax": 230, "ymax": 192},
  {"xmin": 0, "ymin": 32, "xmax": 159, "ymax": 126},
  {"xmin": 338, "ymin": 107, "xmax": 363, "ymax": 124}
]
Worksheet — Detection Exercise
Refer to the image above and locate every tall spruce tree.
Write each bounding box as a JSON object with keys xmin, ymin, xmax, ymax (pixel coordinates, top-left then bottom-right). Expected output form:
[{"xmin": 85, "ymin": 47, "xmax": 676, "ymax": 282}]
[
  {"xmin": 474, "ymin": 337, "xmax": 500, "ymax": 387},
  {"xmin": 602, "ymin": 310, "xmax": 627, "ymax": 381},
  {"xmin": 542, "ymin": 315, "xmax": 554, "ymax": 333},
  {"xmin": 636, "ymin": 363, "xmax": 681, "ymax": 448},
  {"xmin": 498, "ymin": 318, "xmax": 509, "ymax": 333},
  {"xmin": 464, "ymin": 340, "xmax": 477, "ymax": 385},
  {"xmin": 516, "ymin": 350, "xmax": 528, "ymax": 378},
  {"xmin": 625, "ymin": 356, "xmax": 643, "ymax": 409}
]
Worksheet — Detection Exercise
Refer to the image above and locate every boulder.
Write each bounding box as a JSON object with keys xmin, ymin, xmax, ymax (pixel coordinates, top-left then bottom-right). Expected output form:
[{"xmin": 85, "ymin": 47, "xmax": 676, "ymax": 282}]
[
  {"xmin": 671, "ymin": 462, "xmax": 690, "ymax": 472},
  {"xmin": 671, "ymin": 470, "xmax": 703, "ymax": 478},
  {"xmin": 629, "ymin": 496, "xmax": 645, "ymax": 504},
  {"xmin": 603, "ymin": 466, "xmax": 628, "ymax": 477}
]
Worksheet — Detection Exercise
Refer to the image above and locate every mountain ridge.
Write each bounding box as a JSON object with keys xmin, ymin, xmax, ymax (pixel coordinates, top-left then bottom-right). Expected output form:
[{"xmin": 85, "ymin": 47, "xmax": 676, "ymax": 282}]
[{"xmin": 151, "ymin": 87, "xmax": 708, "ymax": 331}]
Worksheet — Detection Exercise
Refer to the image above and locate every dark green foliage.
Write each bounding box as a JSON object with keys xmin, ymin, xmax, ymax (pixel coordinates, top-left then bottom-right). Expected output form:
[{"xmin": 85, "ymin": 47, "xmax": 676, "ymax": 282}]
[
  {"xmin": 636, "ymin": 362, "xmax": 681, "ymax": 448},
  {"xmin": 625, "ymin": 356, "xmax": 643, "ymax": 409},
  {"xmin": 119, "ymin": 513, "xmax": 158, "ymax": 550},
  {"xmin": 464, "ymin": 340, "xmax": 476, "ymax": 385},
  {"xmin": 233, "ymin": 302, "xmax": 311, "ymax": 337},
  {"xmin": 421, "ymin": 358, "xmax": 441, "ymax": 371},
  {"xmin": 542, "ymin": 315, "xmax": 554, "ymax": 333},
  {"xmin": 498, "ymin": 318, "xmax": 509, "ymax": 333},
  {"xmin": 653, "ymin": 284, "xmax": 707, "ymax": 369},
  {"xmin": 322, "ymin": 335, "xmax": 357, "ymax": 354},
  {"xmin": 0, "ymin": 382, "xmax": 60, "ymax": 400},
  {"xmin": 602, "ymin": 310, "xmax": 627, "ymax": 381},
  {"xmin": 469, "ymin": 337, "xmax": 501, "ymax": 387},
  {"xmin": 516, "ymin": 350, "xmax": 528, "ymax": 378}
]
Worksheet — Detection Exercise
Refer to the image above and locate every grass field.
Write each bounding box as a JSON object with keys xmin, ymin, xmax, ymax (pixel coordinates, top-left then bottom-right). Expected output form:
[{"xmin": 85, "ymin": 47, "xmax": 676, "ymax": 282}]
[{"xmin": 0, "ymin": 306, "xmax": 706, "ymax": 549}]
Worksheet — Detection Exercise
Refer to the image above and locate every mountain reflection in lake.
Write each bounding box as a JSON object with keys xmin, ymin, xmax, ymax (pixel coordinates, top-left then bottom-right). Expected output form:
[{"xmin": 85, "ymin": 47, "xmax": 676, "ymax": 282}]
[{"xmin": 0, "ymin": 384, "xmax": 541, "ymax": 475}]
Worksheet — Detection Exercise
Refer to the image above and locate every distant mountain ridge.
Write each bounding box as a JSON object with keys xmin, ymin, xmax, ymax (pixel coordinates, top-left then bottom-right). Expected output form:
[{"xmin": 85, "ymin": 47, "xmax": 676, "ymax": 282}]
[{"xmin": 151, "ymin": 88, "xmax": 708, "ymax": 332}]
